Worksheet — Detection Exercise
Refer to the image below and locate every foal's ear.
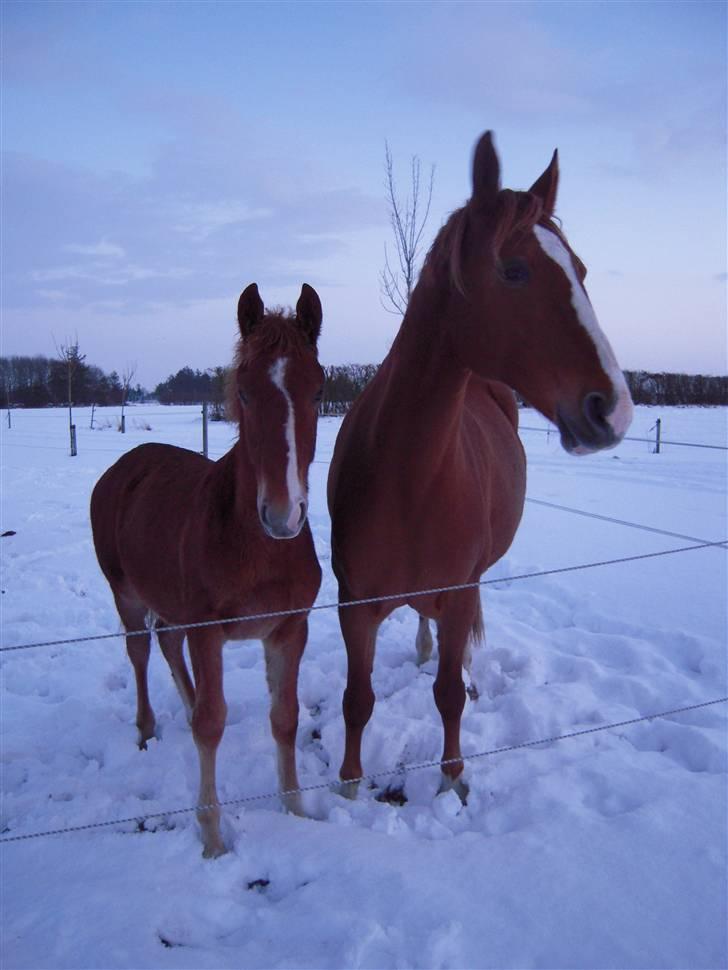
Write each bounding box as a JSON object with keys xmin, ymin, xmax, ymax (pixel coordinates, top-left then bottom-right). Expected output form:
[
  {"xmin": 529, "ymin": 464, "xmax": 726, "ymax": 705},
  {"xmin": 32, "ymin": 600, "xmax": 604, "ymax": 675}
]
[
  {"xmin": 529, "ymin": 149, "xmax": 559, "ymax": 218},
  {"xmin": 471, "ymin": 130, "xmax": 501, "ymax": 207},
  {"xmin": 295, "ymin": 283, "xmax": 322, "ymax": 347},
  {"xmin": 237, "ymin": 282, "xmax": 265, "ymax": 338}
]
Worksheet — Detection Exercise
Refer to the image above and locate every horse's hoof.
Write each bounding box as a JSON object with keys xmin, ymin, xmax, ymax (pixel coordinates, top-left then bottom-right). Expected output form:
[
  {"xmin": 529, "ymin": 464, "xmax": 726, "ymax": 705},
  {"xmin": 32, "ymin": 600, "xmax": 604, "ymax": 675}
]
[
  {"xmin": 336, "ymin": 779, "xmax": 360, "ymax": 801},
  {"xmin": 439, "ymin": 773, "xmax": 469, "ymax": 805}
]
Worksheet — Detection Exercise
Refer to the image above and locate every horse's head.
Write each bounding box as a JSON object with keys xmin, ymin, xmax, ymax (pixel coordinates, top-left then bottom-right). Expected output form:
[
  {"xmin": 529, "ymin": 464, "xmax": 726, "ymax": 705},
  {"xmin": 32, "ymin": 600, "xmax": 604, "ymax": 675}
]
[
  {"xmin": 433, "ymin": 131, "xmax": 632, "ymax": 454},
  {"xmin": 231, "ymin": 283, "xmax": 324, "ymax": 539}
]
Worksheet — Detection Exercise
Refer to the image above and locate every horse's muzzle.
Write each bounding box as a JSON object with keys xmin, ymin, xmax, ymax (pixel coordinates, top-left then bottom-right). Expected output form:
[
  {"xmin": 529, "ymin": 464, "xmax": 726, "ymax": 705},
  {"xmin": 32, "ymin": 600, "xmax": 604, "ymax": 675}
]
[
  {"xmin": 557, "ymin": 392, "xmax": 622, "ymax": 455},
  {"xmin": 259, "ymin": 500, "xmax": 308, "ymax": 540}
]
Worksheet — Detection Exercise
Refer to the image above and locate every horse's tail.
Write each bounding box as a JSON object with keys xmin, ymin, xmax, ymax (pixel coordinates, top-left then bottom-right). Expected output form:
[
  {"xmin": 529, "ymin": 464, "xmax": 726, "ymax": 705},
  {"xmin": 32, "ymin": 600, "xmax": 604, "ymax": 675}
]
[{"xmin": 471, "ymin": 595, "xmax": 485, "ymax": 648}]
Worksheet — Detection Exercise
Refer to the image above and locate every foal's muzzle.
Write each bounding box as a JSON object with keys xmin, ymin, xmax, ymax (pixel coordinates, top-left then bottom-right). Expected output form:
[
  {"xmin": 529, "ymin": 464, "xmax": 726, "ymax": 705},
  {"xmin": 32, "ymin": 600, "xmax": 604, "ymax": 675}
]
[{"xmin": 259, "ymin": 500, "xmax": 308, "ymax": 539}]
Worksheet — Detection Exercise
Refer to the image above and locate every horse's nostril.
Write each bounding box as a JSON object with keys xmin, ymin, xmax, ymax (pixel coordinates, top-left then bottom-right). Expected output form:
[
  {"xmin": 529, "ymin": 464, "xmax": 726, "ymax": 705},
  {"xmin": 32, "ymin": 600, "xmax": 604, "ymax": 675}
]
[
  {"xmin": 260, "ymin": 504, "xmax": 270, "ymax": 527},
  {"xmin": 583, "ymin": 392, "xmax": 610, "ymax": 431}
]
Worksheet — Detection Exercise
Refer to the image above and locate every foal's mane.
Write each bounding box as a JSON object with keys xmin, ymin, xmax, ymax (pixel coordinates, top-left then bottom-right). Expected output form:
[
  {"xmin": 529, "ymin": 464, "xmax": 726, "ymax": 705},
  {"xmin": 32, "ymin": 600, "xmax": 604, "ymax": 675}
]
[
  {"xmin": 423, "ymin": 189, "xmax": 563, "ymax": 295},
  {"xmin": 226, "ymin": 309, "xmax": 313, "ymax": 423}
]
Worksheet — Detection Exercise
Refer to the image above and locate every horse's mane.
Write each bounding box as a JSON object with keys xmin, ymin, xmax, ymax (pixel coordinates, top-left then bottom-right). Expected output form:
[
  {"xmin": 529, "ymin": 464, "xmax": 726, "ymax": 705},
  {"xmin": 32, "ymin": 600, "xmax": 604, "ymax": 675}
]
[
  {"xmin": 422, "ymin": 189, "xmax": 565, "ymax": 295},
  {"xmin": 226, "ymin": 308, "xmax": 312, "ymax": 423}
]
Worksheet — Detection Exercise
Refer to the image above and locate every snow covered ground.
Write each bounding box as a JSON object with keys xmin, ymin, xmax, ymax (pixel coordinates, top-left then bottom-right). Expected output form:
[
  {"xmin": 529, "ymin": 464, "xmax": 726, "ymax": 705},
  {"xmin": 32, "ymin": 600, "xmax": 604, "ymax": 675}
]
[{"xmin": 1, "ymin": 404, "xmax": 726, "ymax": 969}]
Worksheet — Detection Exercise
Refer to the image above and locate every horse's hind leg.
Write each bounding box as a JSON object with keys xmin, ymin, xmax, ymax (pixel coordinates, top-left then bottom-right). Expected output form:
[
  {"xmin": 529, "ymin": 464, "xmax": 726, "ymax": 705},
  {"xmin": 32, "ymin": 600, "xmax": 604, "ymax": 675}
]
[
  {"xmin": 415, "ymin": 614, "xmax": 433, "ymax": 665},
  {"xmin": 263, "ymin": 617, "xmax": 308, "ymax": 816},
  {"xmin": 155, "ymin": 622, "xmax": 195, "ymax": 723},
  {"xmin": 113, "ymin": 592, "xmax": 155, "ymax": 749}
]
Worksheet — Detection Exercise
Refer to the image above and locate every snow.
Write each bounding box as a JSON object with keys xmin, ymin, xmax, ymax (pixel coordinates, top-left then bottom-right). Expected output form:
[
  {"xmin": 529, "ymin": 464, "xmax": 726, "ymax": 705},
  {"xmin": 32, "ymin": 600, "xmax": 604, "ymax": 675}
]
[{"xmin": 1, "ymin": 404, "xmax": 726, "ymax": 969}]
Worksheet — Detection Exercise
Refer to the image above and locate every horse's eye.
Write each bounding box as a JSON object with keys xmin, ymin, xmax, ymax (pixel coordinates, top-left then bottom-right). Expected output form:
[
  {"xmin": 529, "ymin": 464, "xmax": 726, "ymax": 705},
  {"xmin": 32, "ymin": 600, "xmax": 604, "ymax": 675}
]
[
  {"xmin": 501, "ymin": 261, "xmax": 529, "ymax": 285},
  {"xmin": 238, "ymin": 390, "xmax": 248, "ymax": 406}
]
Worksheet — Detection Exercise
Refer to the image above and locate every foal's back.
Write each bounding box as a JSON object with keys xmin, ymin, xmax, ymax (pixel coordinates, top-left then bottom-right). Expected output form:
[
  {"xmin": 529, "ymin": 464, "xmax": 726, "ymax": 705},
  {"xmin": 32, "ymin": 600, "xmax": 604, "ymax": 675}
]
[{"xmin": 91, "ymin": 443, "xmax": 221, "ymax": 618}]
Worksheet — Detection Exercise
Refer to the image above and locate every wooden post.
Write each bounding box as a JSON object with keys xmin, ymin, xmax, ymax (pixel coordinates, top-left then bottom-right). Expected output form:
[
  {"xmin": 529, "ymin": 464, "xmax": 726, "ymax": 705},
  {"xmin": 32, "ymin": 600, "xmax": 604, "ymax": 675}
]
[
  {"xmin": 70, "ymin": 423, "xmax": 77, "ymax": 457},
  {"xmin": 6, "ymin": 410, "xmax": 10, "ymax": 430},
  {"xmin": 90, "ymin": 403, "xmax": 96, "ymax": 430},
  {"xmin": 654, "ymin": 417, "xmax": 661, "ymax": 454},
  {"xmin": 202, "ymin": 401, "xmax": 209, "ymax": 458},
  {"xmin": 120, "ymin": 413, "xmax": 126, "ymax": 434}
]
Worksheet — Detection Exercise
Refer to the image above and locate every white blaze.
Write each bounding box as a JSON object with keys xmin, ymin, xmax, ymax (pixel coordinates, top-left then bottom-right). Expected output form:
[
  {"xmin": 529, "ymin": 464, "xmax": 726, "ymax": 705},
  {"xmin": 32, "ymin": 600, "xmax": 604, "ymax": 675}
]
[
  {"xmin": 533, "ymin": 224, "xmax": 633, "ymax": 438},
  {"xmin": 269, "ymin": 356, "xmax": 304, "ymax": 530}
]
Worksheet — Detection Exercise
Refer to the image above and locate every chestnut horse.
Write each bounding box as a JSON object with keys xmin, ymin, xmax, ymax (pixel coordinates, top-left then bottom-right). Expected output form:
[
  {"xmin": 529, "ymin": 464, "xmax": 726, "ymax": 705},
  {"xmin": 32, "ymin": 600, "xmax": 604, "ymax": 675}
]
[
  {"xmin": 91, "ymin": 283, "xmax": 324, "ymax": 856},
  {"xmin": 328, "ymin": 132, "xmax": 633, "ymax": 800}
]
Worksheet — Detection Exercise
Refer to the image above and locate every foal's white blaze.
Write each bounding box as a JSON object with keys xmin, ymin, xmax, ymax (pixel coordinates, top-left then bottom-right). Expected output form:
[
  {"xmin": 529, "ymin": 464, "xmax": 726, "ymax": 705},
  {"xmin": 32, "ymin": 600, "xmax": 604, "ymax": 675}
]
[
  {"xmin": 533, "ymin": 225, "xmax": 633, "ymax": 439},
  {"xmin": 269, "ymin": 356, "xmax": 305, "ymax": 530}
]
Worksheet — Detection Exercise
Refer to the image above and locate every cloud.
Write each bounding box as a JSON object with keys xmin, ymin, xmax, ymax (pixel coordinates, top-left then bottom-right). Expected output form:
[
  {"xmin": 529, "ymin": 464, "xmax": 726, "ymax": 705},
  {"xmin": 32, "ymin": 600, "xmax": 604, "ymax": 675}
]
[
  {"xmin": 63, "ymin": 240, "xmax": 126, "ymax": 259},
  {"xmin": 2, "ymin": 143, "xmax": 386, "ymax": 314}
]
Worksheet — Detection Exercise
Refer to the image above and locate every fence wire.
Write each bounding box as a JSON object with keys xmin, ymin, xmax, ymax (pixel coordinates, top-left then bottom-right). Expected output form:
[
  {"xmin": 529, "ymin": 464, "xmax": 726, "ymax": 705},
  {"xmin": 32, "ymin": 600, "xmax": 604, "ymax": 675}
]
[
  {"xmin": 2, "ymin": 695, "xmax": 725, "ymax": 846},
  {"xmin": 1, "ymin": 538, "xmax": 726, "ymax": 654}
]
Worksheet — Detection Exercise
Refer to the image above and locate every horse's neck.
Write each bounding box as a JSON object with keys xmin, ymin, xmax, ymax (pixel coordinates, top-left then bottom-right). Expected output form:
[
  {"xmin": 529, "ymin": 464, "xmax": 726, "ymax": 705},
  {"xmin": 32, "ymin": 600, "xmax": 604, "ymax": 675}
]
[{"xmin": 380, "ymin": 288, "xmax": 470, "ymax": 445}]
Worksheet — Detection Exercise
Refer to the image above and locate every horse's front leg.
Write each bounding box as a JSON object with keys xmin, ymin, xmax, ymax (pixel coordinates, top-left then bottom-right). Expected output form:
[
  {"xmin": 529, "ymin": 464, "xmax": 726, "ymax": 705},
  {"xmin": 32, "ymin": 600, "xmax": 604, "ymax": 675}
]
[
  {"xmin": 187, "ymin": 628, "xmax": 227, "ymax": 858},
  {"xmin": 263, "ymin": 616, "xmax": 308, "ymax": 816},
  {"xmin": 434, "ymin": 589, "xmax": 480, "ymax": 803},
  {"xmin": 339, "ymin": 598, "xmax": 381, "ymax": 798}
]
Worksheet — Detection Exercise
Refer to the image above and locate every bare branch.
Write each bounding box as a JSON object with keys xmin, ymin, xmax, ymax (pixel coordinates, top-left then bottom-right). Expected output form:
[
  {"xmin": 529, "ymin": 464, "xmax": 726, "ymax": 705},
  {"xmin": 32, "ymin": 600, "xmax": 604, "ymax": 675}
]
[{"xmin": 379, "ymin": 142, "xmax": 435, "ymax": 315}]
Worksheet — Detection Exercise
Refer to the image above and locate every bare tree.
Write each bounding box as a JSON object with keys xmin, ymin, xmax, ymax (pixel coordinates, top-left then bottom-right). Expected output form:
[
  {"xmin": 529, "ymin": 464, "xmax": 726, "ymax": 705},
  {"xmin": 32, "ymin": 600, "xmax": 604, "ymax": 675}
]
[
  {"xmin": 120, "ymin": 361, "xmax": 137, "ymax": 432},
  {"xmin": 379, "ymin": 141, "xmax": 435, "ymax": 315},
  {"xmin": 55, "ymin": 335, "xmax": 85, "ymax": 455}
]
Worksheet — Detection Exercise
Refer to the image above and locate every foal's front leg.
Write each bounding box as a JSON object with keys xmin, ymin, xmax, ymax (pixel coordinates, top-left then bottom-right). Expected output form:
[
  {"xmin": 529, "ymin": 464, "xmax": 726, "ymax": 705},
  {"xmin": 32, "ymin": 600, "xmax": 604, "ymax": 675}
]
[
  {"xmin": 263, "ymin": 617, "xmax": 308, "ymax": 816},
  {"xmin": 187, "ymin": 628, "xmax": 227, "ymax": 858}
]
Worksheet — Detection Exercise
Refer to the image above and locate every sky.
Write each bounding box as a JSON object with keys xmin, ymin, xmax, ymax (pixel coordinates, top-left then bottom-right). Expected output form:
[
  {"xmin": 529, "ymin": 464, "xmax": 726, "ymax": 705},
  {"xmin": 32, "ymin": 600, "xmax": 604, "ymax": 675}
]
[{"xmin": 1, "ymin": 0, "xmax": 726, "ymax": 389}]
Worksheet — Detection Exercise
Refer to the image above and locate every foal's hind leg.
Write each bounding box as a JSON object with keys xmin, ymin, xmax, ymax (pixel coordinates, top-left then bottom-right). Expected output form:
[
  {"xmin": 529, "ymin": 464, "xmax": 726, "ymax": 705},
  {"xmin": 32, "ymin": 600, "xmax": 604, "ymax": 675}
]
[
  {"xmin": 155, "ymin": 622, "xmax": 195, "ymax": 724},
  {"xmin": 263, "ymin": 616, "xmax": 308, "ymax": 817},
  {"xmin": 114, "ymin": 592, "xmax": 155, "ymax": 748}
]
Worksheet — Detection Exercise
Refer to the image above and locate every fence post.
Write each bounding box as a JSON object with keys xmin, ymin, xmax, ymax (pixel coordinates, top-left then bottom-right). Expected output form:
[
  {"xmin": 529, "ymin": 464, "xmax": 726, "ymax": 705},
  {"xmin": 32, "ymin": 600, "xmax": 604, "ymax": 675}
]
[
  {"xmin": 202, "ymin": 401, "xmax": 208, "ymax": 458},
  {"xmin": 70, "ymin": 424, "xmax": 77, "ymax": 457},
  {"xmin": 654, "ymin": 418, "xmax": 661, "ymax": 454},
  {"xmin": 6, "ymin": 410, "xmax": 10, "ymax": 430},
  {"xmin": 120, "ymin": 413, "xmax": 126, "ymax": 434}
]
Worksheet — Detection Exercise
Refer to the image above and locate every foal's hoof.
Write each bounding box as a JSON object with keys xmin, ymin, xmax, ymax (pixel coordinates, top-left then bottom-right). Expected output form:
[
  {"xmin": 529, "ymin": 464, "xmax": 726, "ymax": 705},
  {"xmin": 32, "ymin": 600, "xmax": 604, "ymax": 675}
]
[
  {"xmin": 202, "ymin": 839, "xmax": 228, "ymax": 860},
  {"xmin": 438, "ymin": 773, "xmax": 469, "ymax": 805}
]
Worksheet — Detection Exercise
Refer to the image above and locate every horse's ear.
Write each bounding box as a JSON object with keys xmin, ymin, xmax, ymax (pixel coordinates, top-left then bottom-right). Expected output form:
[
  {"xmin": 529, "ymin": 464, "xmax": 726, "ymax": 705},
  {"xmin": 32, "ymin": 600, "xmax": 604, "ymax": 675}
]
[
  {"xmin": 471, "ymin": 131, "xmax": 500, "ymax": 207},
  {"xmin": 529, "ymin": 149, "xmax": 559, "ymax": 218},
  {"xmin": 237, "ymin": 283, "xmax": 264, "ymax": 338},
  {"xmin": 295, "ymin": 283, "xmax": 322, "ymax": 347}
]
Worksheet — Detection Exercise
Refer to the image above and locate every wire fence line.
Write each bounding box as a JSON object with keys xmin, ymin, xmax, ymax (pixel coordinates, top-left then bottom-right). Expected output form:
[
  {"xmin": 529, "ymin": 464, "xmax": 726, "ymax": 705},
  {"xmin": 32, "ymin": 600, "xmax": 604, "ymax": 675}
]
[
  {"xmin": 2, "ymin": 695, "xmax": 725, "ymax": 846},
  {"xmin": 524, "ymin": 498, "xmax": 727, "ymax": 547},
  {"xmin": 2, "ymin": 538, "xmax": 726, "ymax": 655},
  {"xmin": 518, "ymin": 425, "xmax": 728, "ymax": 451}
]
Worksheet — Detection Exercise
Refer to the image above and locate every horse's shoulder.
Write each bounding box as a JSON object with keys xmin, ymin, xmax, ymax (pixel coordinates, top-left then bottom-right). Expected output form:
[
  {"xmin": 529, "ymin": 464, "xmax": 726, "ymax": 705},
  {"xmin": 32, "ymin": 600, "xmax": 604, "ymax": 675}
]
[{"xmin": 465, "ymin": 377, "xmax": 519, "ymax": 429}]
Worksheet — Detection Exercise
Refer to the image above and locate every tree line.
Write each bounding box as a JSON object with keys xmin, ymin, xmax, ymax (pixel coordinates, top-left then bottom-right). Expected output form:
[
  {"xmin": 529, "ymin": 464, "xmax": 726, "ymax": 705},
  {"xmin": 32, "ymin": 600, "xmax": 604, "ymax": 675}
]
[
  {"xmin": 0, "ymin": 355, "xmax": 146, "ymax": 408},
  {"xmin": 2, "ymin": 355, "xmax": 726, "ymax": 411}
]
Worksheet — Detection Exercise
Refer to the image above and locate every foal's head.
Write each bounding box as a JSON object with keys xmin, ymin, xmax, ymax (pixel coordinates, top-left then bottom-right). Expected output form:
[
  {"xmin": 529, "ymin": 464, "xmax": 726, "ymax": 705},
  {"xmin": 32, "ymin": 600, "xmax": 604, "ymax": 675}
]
[
  {"xmin": 424, "ymin": 131, "xmax": 632, "ymax": 454},
  {"xmin": 231, "ymin": 283, "xmax": 324, "ymax": 539}
]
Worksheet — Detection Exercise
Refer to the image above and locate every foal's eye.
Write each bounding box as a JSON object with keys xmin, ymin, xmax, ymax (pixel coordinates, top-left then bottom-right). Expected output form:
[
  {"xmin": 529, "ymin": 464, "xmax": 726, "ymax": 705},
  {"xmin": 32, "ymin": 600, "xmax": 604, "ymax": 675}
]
[{"xmin": 500, "ymin": 260, "xmax": 530, "ymax": 285}]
